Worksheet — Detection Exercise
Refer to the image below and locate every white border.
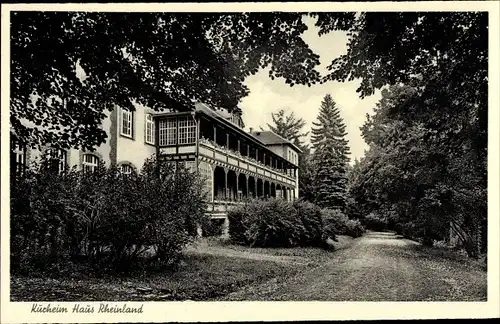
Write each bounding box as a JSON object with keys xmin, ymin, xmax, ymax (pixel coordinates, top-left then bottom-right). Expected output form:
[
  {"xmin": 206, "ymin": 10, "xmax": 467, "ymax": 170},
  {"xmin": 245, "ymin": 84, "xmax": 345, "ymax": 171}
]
[{"xmin": 1, "ymin": 2, "xmax": 499, "ymax": 322}]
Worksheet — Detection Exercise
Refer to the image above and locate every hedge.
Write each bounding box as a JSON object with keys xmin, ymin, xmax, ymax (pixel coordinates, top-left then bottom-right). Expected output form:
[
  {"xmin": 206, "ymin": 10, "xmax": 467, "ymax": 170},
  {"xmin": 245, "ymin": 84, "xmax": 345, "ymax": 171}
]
[
  {"xmin": 10, "ymin": 155, "xmax": 207, "ymax": 275},
  {"xmin": 228, "ymin": 199, "xmax": 364, "ymax": 248}
]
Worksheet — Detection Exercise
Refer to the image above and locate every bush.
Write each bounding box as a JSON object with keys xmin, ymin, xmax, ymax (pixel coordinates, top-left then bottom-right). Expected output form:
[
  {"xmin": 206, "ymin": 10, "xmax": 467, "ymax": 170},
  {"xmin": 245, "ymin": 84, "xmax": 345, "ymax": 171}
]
[
  {"xmin": 229, "ymin": 198, "xmax": 304, "ymax": 247},
  {"xmin": 10, "ymin": 155, "xmax": 207, "ymax": 275},
  {"xmin": 321, "ymin": 208, "xmax": 347, "ymax": 240},
  {"xmin": 345, "ymin": 219, "xmax": 364, "ymax": 238},
  {"xmin": 363, "ymin": 213, "xmax": 389, "ymax": 231},
  {"xmin": 293, "ymin": 200, "xmax": 324, "ymax": 246},
  {"xmin": 322, "ymin": 208, "xmax": 365, "ymax": 239},
  {"xmin": 228, "ymin": 199, "xmax": 363, "ymax": 248},
  {"xmin": 202, "ymin": 218, "xmax": 225, "ymax": 237},
  {"xmin": 228, "ymin": 198, "xmax": 325, "ymax": 248}
]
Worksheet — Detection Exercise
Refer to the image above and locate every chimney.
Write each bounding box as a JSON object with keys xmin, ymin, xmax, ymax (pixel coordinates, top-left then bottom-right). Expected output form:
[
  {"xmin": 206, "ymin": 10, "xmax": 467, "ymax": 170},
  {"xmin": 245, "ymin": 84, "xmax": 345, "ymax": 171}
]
[{"xmin": 249, "ymin": 127, "xmax": 253, "ymax": 133}]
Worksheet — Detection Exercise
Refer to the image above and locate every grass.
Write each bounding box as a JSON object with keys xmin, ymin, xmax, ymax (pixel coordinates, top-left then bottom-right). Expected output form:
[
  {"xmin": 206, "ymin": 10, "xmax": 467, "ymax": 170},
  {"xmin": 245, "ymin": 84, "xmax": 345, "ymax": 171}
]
[
  {"xmin": 12, "ymin": 233, "xmax": 485, "ymax": 302},
  {"xmin": 11, "ymin": 236, "xmax": 349, "ymax": 302},
  {"xmin": 10, "ymin": 247, "xmax": 311, "ymax": 302},
  {"xmin": 210, "ymin": 235, "xmax": 354, "ymax": 258}
]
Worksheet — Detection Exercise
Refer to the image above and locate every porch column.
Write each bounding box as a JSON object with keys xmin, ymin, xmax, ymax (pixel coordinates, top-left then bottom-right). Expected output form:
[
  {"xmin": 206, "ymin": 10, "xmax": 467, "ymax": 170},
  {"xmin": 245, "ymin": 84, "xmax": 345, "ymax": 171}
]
[
  {"xmin": 236, "ymin": 172, "xmax": 240, "ymax": 201},
  {"xmin": 224, "ymin": 168, "xmax": 228, "ymax": 200},
  {"xmin": 255, "ymin": 179, "xmax": 258, "ymax": 198},
  {"xmin": 263, "ymin": 153, "xmax": 266, "ymax": 166},
  {"xmin": 247, "ymin": 143, "xmax": 250, "ymax": 157},
  {"xmin": 226, "ymin": 132, "xmax": 229, "ymax": 149},
  {"xmin": 255, "ymin": 148, "xmax": 258, "ymax": 161},
  {"xmin": 210, "ymin": 164, "xmax": 215, "ymax": 203},
  {"xmin": 237, "ymin": 139, "xmax": 241, "ymax": 155},
  {"xmin": 213, "ymin": 125, "xmax": 217, "ymax": 143},
  {"xmin": 246, "ymin": 174, "xmax": 249, "ymax": 198}
]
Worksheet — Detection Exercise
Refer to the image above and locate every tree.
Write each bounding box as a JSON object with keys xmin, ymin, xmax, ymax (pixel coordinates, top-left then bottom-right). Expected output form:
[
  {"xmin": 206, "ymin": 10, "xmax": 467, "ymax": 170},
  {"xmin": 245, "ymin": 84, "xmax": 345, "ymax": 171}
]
[
  {"xmin": 297, "ymin": 148, "xmax": 316, "ymax": 203},
  {"xmin": 264, "ymin": 109, "xmax": 309, "ymax": 147},
  {"xmin": 314, "ymin": 12, "xmax": 487, "ymax": 257},
  {"xmin": 310, "ymin": 94, "xmax": 350, "ymax": 210},
  {"xmin": 316, "ymin": 12, "xmax": 486, "ymax": 183},
  {"xmin": 11, "ymin": 12, "xmax": 321, "ymax": 151},
  {"xmin": 352, "ymin": 84, "xmax": 486, "ymax": 256}
]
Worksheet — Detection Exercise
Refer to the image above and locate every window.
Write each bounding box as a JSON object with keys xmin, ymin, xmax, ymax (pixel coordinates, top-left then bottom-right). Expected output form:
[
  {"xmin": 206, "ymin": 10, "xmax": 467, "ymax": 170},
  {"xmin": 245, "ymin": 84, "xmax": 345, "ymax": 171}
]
[
  {"xmin": 11, "ymin": 139, "xmax": 26, "ymax": 177},
  {"xmin": 120, "ymin": 108, "xmax": 133, "ymax": 137},
  {"xmin": 45, "ymin": 148, "xmax": 67, "ymax": 174},
  {"xmin": 145, "ymin": 114, "xmax": 155, "ymax": 144},
  {"xmin": 159, "ymin": 119, "xmax": 177, "ymax": 146},
  {"xmin": 178, "ymin": 117, "xmax": 196, "ymax": 144},
  {"xmin": 119, "ymin": 163, "xmax": 134, "ymax": 175},
  {"xmin": 82, "ymin": 154, "xmax": 99, "ymax": 173}
]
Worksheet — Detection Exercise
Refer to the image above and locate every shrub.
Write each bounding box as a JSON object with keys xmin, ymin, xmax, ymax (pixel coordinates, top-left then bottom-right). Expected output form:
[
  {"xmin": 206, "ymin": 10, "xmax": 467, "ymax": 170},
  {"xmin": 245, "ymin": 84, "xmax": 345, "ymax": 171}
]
[
  {"xmin": 321, "ymin": 208, "xmax": 365, "ymax": 239},
  {"xmin": 321, "ymin": 208, "xmax": 347, "ymax": 240},
  {"xmin": 11, "ymin": 161, "xmax": 79, "ymax": 273},
  {"xmin": 363, "ymin": 213, "xmax": 388, "ymax": 231},
  {"xmin": 10, "ymin": 155, "xmax": 207, "ymax": 275},
  {"xmin": 202, "ymin": 218, "xmax": 225, "ymax": 237},
  {"xmin": 227, "ymin": 204, "xmax": 251, "ymax": 245},
  {"xmin": 345, "ymin": 219, "xmax": 365, "ymax": 238},
  {"xmin": 293, "ymin": 199, "xmax": 324, "ymax": 246},
  {"xmin": 227, "ymin": 199, "xmax": 359, "ymax": 248},
  {"xmin": 228, "ymin": 198, "xmax": 324, "ymax": 248}
]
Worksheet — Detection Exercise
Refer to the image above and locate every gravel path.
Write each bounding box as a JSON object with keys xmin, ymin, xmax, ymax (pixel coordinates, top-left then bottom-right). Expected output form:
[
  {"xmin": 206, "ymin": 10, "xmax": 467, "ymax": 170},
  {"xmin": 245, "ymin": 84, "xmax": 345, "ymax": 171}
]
[{"xmin": 221, "ymin": 232, "xmax": 487, "ymax": 301}]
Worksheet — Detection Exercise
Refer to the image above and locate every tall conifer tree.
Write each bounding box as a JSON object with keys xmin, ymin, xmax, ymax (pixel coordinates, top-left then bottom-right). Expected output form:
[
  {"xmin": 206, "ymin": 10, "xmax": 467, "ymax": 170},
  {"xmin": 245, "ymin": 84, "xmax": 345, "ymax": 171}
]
[{"xmin": 311, "ymin": 94, "xmax": 350, "ymax": 210}]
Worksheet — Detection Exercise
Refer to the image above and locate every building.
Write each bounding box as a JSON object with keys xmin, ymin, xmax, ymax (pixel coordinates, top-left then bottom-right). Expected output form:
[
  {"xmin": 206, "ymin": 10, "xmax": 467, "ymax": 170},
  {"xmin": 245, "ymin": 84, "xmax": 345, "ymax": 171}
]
[{"xmin": 10, "ymin": 101, "xmax": 301, "ymax": 232}]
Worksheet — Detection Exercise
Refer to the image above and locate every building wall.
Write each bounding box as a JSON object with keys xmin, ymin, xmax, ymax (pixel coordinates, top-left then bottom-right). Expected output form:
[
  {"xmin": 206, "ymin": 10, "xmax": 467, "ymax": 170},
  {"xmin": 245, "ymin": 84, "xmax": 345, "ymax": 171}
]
[
  {"xmin": 266, "ymin": 144, "xmax": 300, "ymax": 199},
  {"xmin": 115, "ymin": 102, "xmax": 157, "ymax": 171},
  {"xmin": 284, "ymin": 146, "xmax": 299, "ymax": 199},
  {"xmin": 266, "ymin": 144, "xmax": 285, "ymax": 159},
  {"xmin": 284, "ymin": 146, "xmax": 299, "ymax": 166},
  {"xmin": 21, "ymin": 110, "xmax": 114, "ymax": 170},
  {"xmin": 15, "ymin": 102, "xmax": 162, "ymax": 172}
]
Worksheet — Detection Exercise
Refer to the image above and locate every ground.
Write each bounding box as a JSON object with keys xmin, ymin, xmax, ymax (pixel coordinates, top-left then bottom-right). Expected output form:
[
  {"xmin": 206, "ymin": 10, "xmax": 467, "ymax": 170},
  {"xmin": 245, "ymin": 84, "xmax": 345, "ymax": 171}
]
[{"xmin": 10, "ymin": 232, "xmax": 487, "ymax": 301}]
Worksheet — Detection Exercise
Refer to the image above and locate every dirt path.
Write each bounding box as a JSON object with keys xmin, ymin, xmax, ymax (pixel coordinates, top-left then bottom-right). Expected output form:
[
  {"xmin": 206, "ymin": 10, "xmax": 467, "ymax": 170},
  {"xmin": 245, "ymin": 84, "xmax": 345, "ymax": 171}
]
[{"xmin": 221, "ymin": 232, "xmax": 487, "ymax": 301}]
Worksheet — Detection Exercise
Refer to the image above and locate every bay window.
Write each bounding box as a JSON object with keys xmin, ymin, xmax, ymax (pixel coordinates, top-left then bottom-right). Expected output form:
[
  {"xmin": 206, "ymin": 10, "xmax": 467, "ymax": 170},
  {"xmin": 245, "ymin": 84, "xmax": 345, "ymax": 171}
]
[
  {"xmin": 159, "ymin": 119, "xmax": 177, "ymax": 146},
  {"xmin": 178, "ymin": 117, "xmax": 196, "ymax": 145}
]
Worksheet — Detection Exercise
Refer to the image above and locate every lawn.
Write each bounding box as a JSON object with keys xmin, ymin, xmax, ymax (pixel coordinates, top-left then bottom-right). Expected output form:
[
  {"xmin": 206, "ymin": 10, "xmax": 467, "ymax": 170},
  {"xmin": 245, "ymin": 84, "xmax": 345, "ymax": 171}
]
[{"xmin": 10, "ymin": 238, "xmax": 343, "ymax": 301}]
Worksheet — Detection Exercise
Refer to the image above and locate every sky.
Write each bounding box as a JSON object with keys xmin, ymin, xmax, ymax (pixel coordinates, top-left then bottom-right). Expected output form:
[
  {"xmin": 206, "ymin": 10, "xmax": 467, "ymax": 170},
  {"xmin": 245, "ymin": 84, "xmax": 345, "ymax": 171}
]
[{"xmin": 239, "ymin": 16, "xmax": 382, "ymax": 163}]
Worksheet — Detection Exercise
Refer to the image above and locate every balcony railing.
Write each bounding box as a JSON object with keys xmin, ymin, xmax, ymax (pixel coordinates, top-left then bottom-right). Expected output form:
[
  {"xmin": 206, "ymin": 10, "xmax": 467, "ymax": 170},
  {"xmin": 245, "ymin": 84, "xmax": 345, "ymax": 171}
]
[{"xmin": 199, "ymin": 137, "xmax": 296, "ymax": 183}]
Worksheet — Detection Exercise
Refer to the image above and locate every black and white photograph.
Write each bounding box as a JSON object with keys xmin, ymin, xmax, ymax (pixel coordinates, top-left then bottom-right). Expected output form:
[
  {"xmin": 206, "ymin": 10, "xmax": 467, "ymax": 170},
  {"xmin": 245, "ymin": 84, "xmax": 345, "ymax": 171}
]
[{"xmin": 1, "ymin": 1, "xmax": 499, "ymax": 322}]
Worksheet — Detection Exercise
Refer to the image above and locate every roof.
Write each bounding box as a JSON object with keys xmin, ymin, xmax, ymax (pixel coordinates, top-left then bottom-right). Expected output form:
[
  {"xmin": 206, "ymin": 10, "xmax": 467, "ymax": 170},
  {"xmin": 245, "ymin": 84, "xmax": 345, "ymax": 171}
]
[
  {"xmin": 250, "ymin": 131, "xmax": 303, "ymax": 153},
  {"xmin": 194, "ymin": 102, "xmax": 219, "ymax": 118},
  {"xmin": 194, "ymin": 103, "xmax": 268, "ymax": 147},
  {"xmin": 194, "ymin": 102, "xmax": 240, "ymax": 123},
  {"xmin": 155, "ymin": 102, "xmax": 300, "ymax": 164}
]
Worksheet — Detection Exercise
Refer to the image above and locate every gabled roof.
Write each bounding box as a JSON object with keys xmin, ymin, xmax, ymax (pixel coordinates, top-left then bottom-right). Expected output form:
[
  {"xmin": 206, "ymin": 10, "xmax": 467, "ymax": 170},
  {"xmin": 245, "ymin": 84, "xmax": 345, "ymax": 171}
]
[
  {"xmin": 194, "ymin": 102, "xmax": 221, "ymax": 118},
  {"xmin": 250, "ymin": 130, "xmax": 303, "ymax": 153},
  {"xmin": 194, "ymin": 102, "xmax": 244, "ymax": 127}
]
